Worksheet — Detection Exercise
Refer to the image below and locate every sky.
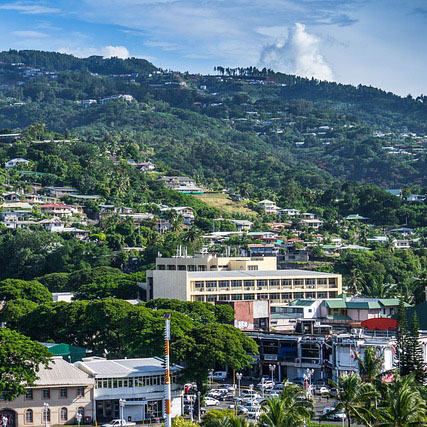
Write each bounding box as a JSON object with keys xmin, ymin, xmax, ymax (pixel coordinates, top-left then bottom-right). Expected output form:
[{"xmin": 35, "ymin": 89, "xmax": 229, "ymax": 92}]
[{"xmin": 0, "ymin": 0, "xmax": 426, "ymax": 96}]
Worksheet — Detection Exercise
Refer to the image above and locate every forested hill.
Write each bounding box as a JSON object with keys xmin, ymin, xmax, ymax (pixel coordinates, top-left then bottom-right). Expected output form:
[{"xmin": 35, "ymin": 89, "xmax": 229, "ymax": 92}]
[
  {"xmin": 0, "ymin": 49, "xmax": 157, "ymax": 75},
  {"xmin": 0, "ymin": 50, "xmax": 426, "ymax": 193}
]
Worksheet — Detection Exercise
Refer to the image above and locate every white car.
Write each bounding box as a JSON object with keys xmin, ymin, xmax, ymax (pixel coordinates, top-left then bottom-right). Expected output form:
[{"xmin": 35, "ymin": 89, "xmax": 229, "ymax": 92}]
[
  {"xmin": 102, "ymin": 420, "xmax": 136, "ymax": 427},
  {"xmin": 323, "ymin": 407, "xmax": 346, "ymax": 421},
  {"xmin": 204, "ymin": 397, "xmax": 220, "ymax": 406},
  {"xmin": 257, "ymin": 380, "xmax": 275, "ymax": 389},
  {"xmin": 315, "ymin": 386, "xmax": 330, "ymax": 396},
  {"xmin": 247, "ymin": 409, "xmax": 261, "ymax": 419}
]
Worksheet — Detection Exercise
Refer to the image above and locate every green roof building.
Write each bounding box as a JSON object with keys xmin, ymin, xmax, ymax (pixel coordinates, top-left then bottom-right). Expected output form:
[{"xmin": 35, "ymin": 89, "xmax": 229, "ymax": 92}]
[{"xmin": 41, "ymin": 342, "xmax": 88, "ymax": 363}]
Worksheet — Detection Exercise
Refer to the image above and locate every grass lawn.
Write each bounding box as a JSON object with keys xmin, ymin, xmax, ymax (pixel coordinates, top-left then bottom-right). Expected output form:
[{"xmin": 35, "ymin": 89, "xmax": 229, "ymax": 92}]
[{"xmin": 194, "ymin": 193, "xmax": 257, "ymax": 217}]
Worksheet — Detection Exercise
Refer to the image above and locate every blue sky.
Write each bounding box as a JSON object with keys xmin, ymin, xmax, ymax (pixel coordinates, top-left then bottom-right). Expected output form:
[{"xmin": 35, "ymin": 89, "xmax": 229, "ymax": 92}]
[{"xmin": 0, "ymin": 0, "xmax": 426, "ymax": 96}]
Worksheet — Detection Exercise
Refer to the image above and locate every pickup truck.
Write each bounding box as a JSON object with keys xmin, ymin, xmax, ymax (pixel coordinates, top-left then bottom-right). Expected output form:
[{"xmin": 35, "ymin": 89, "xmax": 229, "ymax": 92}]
[{"xmin": 102, "ymin": 419, "xmax": 136, "ymax": 427}]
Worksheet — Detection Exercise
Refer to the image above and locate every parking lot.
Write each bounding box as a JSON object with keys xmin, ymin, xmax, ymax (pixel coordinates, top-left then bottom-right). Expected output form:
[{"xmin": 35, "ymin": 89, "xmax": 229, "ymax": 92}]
[{"xmin": 183, "ymin": 379, "xmax": 351, "ymax": 425}]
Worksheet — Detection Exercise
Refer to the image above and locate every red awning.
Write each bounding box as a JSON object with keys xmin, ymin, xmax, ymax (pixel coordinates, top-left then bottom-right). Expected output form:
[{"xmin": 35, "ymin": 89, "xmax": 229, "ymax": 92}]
[{"xmin": 361, "ymin": 318, "xmax": 398, "ymax": 331}]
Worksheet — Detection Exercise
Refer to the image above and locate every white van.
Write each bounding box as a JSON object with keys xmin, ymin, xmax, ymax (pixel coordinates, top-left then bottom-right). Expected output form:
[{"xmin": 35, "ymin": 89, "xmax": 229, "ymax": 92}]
[{"xmin": 212, "ymin": 371, "xmax": 227, "ymax": 381}]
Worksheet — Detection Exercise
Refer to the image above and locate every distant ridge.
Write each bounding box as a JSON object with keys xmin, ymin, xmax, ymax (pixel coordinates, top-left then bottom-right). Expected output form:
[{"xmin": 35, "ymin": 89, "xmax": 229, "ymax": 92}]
[{"xmin": 0, "ymin": 49, "xmax": 157, "ymax": 75}]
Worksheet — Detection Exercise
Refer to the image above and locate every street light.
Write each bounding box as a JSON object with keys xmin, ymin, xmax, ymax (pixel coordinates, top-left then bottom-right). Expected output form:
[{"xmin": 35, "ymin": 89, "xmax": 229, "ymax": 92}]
[
  {"xmin": 209, "ymin": 369, "xmax": 214, "ymax": 388},
  {"xmin": 269, "ymin": 364, "xmax": 276, "ymax": 383},
  {"xmin": 261, "ymin": 377, "xmax": 265, "ymax": 398},
  {"xmin": 197, "ymin": 391, "xmax": 201, "ymax": 423},
  {"xmin": 43, "ymin": 402, "xmax": 49, "ymax": 427},
  {"xmin": 236, "ymin": 373, "xmax": 242, "ymax": 398},
  {"xmin": 119, "ymin": 398, "xmax": 126, "ymax": 426}
]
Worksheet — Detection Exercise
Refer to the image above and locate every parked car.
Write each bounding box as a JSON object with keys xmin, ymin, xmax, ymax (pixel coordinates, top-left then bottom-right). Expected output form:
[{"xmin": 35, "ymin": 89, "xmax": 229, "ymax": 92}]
[
  {"xmin": 323, "ymin": 407, "xmax": 346, "ymax": 421},
  {"xmin": 204, "ymin": 397, "xmax": 220, "ymax": 406},
  {"xmin": 241, "ymin": 390, "xmax": 261, "ymax": 399},
  {"xmin": 212, "ymin": 371, "xmax": 227, "ymax": 381},
  {"xmin": 256, "ymin": 380, "xmax": 275, "ymax": 389},
  {"xmin": 102, "ymin": 420, "xmax": 136, "ymax": 427},
  {"xmin": 315, "ymin": 386, "xmax": 330, "ymax": 396},
  {"xmin": 247, "ymin": 408, "xmax": 261, "ymax": 419}
]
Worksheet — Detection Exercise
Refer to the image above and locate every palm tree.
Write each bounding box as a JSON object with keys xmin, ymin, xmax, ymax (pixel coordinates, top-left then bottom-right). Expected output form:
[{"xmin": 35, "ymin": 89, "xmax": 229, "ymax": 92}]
[
  {"xmin": 378, "ymin": 375, "xmax": 427, "ymax": 426},
  {"xmin": 331, "ymin": 372, "xmax": 377, "ymax": 427},
  {"xmin": 259, "ymin": 384, "xmax": 313, "ymax": 427},
  {"xmin": 346, "ymin": 268, "xmax": 365, "ymax": 295},
  {"xmin": 356, "ymin": 347, "xmax": 384, "ymax": 383}
]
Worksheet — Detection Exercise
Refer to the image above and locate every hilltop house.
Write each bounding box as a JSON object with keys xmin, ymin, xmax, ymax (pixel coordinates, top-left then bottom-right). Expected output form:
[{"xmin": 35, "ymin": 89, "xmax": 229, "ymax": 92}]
[
  {"xmin": 258, "ymin": 200, "xmax": 281, "ymax": 215},
  {"xmin": 5, "ymin": 158, "xmax": 29, "ymax": 168}
]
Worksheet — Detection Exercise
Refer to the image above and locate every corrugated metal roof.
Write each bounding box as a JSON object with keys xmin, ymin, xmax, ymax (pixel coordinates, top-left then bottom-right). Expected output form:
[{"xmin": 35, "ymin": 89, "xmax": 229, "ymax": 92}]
[
  {"xmin": 378, "ymin": 299, "xmax": 400, "ymax": 307},
  {"xmin": 325, "ymin": 300, "xmax": 347, "ymax": 309},
  {"xmin": 290, "ymin": 299, "xmax": 316, "ymax": 306},
  {"xmin": 34, "ymin": 357, "xmax": 93, "ymax": 387},
  {"xmin": 77, "ymin": 357, "xmax": 181, "ymax": 377}
]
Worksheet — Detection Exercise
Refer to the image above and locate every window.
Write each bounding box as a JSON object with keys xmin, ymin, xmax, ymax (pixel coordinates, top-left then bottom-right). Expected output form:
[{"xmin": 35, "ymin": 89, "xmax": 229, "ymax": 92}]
[
  {"xmin": 257, "ymin": 280, "xmax": 267, "ymax": 288},
  {"xmin": 25, "ymin": 390, "xmax": 33, "ymax": 400},
  {"xmin": 281, "ymin": 293, "xmax": 292, "ymax": 300},
  {"xmin": 113, "ymin": 379, "xmax": 118, "ymax": 388},
  {"xmin": 306, "ymin": 292, "xmax": 316, "ymax": 299},
  {"xmin": 206, "ymin": 295, "xmax": 217, "ymax": 302},
  {"xmin": 317, "ymin": 278, "xmax": 327, "ymax": 285},
  {"xmin": 43, "ymin": 409, "xmax": 51, "ymax": 423},
  {"xmin": 25, "ymin": 409, "xmax": 33, "ymax": 423},
  {"xmin": 305, "ymin": 279, "xmax": 315, "ymax": 285},
  {"xmin": 77, "ymin": 387, "xmax": 85, "ymax": 397},
  {"xmin": 244, "ymin": 280, "xmax": 255, "ymax": 287},
  {"xmin": 231, "ymin": 294, "xmax": 242, "ymax": 300},
  {"xmin": 195, "ymin": 281, "xmax": 204, "ymax": 288},
  {"xmin": 328, "ymin": 278, "xmax": 337, "ymax": 285},
  {"xmin": 231, "ymin": 280, "xmax": 242, "ymax": 287},
  {"xmin": 258, "ymin": 293, "xmax": 269, "ymax": 300},
  {"xmin": 269, "ymin": 293, "xmax": 280, "ymax": 300},
  {"xmin": 244, "ymin": 294, "xmax": 255, "ymax": 300},
  {"xmin": 128, "ymin": 378, "xmax": 133, "ymax": 387},
  {"xmin": 218, "ymin": 281, "xmax": 229, "ymax": 288},
  {"xmin": 281, "ymin": 279, "xmax": 292, "ymax": 287},
  {"xmin": 195, "ymin": 296, "xmax": 205, "ymax": 302},
  {"xmin": 60, "ymin": 408, "xmax": 68, "ymax": 421},
  {"xmin": 60, "ymin": 388, "xmax": 68, "ymax": 398},
  {"xmin": 218, "ymin": 295, "xmax": 229, "ymax": 301},
  {"xmin": 206, "ymin": 281, "xmax": 216, "ymax": 288},
  {"xmin": 248, "ymin": 265, "xmax": 258, "ymax": 270},
  {"xmin": 294, "ymin": 279, "xmax": 304, "ymax": 287},
  {"xmin": 269, "ymin": 279, "xmax": 280, "ymax": 287},
  {"xmin": 167, "ymin": 265, "xmax": 176, "ymax": 270},
  {"xmin": 157, "ymin": 265, "xmax": 165, "ymax": 270},
  {"xmin": 317, "ymin": 292, "xmax": 326, "ymax": 298},
  {"xmin": 178, "ymin": 265, "xmax": 186, "ymax": 270},
  {"xmin": 294, "ymin": 292, "xmax": 303, "ymax": 299},
  {"xmin": 43, "ymin": 389, "xmax": 50, "ymax": 399}
]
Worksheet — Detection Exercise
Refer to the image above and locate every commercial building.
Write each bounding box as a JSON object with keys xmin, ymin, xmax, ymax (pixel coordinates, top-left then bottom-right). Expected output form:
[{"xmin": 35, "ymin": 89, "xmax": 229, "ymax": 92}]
[
  {"xmin": 75, "ymin": 357, "xmax": 183, "ymax": 423},
  {"xmin": 145, "ymin": 254, "xmax": 342, "ymax": 303},
  {"xmin": 1, "ymin": 357, "xmax": 94, "ymax": 427}
]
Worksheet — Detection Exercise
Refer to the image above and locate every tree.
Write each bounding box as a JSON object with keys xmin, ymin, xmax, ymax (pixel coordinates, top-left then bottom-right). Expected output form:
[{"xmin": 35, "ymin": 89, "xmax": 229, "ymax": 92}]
[
  {"xmin": 0, "ymin": 279, "xmax": 52, "ymax": 303},
  {"xmin": 395, "ymin": 300, "xmax": 411, "ymax": 376},
  {"xmin": 356, "ymin": 346, "xmax": 384, "ymax": 383},
  {"xmin": 174, "ymin": 324, "xmax": 258, "ymax": 393},
  {"xmin": 408, "ymin": 312, "xmax": 425, "ymax": 383},
  {"xmin": 378, "ymin": 375, "xmax": 427, "ymax": 426},
  {"xmin": 259, "ymin": 384, "xmax": 313, "ymax": 427},
  {"xmin": 172, "ymin": 416, "xmax": 199, "ymax": 427},
  {"xmin": 331, "ymin": 372, "xmax": 377, "ymax": 427},
  {"xmin": 0, "ymin": 328, "xmax": 51, "ymax": 400}
]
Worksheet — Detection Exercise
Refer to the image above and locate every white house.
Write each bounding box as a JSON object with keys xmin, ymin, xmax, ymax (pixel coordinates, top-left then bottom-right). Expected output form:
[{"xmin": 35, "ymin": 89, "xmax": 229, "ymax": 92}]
[
  {"xmin": 5, "ymin": 158, "xmax": 30, "ymax": 168},
  {"xmin": 75, "ymin": 357, "xmax": 183, "ymax": 423},
  {"xmin": 258, "ymin": 200, "xmax": 281, "ymax": 215}
]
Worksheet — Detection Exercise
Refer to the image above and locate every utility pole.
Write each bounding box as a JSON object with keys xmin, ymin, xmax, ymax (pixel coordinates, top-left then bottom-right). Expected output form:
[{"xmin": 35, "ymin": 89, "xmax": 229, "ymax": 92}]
[{"xmin": 164, "ymin": 314, "xmax": 172, "ymax": 427}]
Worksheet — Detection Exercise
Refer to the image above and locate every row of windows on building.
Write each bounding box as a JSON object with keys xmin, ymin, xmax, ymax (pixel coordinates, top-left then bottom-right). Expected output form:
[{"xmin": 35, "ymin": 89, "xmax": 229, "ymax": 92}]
[
  {"xmin": 193, "ymin": 291, "xmax": 338, "ymax": 302},
  {"xmin": 95, "ymin": 375, "xmax": 177, "ymax": 389},
  {"xmin": 157, "ymin": 264, "xmax": 261, "ymax": 271},
  {"xmin": 192, "ymin": 278, "xmax": 337, "ymax": 289},
  {"xmin": 25, "ymin": 407, "xmax": 85, "ymax": 423},
  {"xmin": 25, "ymin": 387, "xmax": 84, "ymax": 400}
]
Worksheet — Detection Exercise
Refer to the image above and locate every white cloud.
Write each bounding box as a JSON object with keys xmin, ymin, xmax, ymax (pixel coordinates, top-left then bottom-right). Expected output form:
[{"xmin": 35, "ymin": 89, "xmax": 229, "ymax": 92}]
[
  {"xmin": 101, "ymin": 45, "xmax": 130, "ymax": 59},
  {"xmin": 0, "ymin": 3, "xmax": 60, "ymax": 14},
  {"xmin": 258, "ymin": 23, "xmax": 334, "ymax": 81},
  {"xmin": 11, "ymin": 30, "xmax": 49, "ymax": 38}
]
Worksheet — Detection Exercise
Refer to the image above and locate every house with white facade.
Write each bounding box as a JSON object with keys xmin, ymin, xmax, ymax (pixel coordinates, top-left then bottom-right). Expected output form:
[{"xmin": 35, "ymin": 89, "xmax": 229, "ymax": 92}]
[
  {"xmin": 258, "ymin": 200, "xmax": 281, "ymax": 215},
  {"xmin": 75, "ymin": 357, "xmax": 183, "ymax": 423}
]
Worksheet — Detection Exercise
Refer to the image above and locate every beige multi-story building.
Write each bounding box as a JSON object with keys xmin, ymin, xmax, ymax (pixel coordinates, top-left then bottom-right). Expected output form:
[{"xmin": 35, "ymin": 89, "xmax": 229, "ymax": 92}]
[
  {"xmin": 1, "ymin": 357, "xmax": 94, "ymax": 427},
  {"xmin": 146, "ymin": 255, "xmax": 342, "ymax": 303}
]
